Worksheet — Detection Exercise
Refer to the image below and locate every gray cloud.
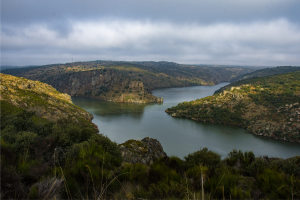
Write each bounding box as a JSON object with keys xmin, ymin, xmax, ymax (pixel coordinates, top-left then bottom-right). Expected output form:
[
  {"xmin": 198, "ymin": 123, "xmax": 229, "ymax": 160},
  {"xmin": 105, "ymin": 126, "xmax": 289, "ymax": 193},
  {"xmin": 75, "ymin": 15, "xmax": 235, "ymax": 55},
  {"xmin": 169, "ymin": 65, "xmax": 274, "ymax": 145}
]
[{"xmin": 1, "ymin": 0, "xmax": 300, "ymax": 66}]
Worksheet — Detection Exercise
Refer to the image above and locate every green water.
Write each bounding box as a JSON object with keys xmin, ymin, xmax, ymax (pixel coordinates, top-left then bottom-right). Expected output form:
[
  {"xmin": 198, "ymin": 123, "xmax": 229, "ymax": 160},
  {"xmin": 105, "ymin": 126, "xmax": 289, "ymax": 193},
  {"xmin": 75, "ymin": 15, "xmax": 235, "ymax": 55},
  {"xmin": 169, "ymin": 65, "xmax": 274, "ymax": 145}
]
[{"xmin": 72, "ymin": 83, "xmax": 300, "ymax": 159}]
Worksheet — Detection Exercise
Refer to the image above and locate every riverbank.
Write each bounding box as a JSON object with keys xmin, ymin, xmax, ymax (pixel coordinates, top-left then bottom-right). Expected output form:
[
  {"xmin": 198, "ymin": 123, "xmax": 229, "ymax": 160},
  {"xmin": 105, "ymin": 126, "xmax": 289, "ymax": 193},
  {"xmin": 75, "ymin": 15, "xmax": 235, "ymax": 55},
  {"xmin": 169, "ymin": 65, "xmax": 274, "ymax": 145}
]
[{"xmin": 165, "ymin": 72, "xmax": 300, "ymax": 144}]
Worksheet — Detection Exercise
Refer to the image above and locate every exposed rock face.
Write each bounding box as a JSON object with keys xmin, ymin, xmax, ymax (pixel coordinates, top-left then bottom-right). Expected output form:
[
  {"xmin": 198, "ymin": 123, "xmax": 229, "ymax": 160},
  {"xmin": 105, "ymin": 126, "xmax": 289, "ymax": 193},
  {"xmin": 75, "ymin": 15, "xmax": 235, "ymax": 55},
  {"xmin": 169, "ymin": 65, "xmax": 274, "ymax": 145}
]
[
  {"xmin": 118, "ymin": 137, "xmax": 167, "ymax": 165},
  {"xmin": 35, "ymin": 69, "xmax": 163, "ymax": 103}
]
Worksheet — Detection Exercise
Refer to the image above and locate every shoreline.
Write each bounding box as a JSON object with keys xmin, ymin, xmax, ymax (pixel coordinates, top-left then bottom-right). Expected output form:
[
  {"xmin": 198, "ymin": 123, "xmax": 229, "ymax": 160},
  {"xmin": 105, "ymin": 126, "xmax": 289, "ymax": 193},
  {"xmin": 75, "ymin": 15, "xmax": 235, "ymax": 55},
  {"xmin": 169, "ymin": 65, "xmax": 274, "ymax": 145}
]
[{"xmin": 165, "ymin": 111, "xmax": 300, "ymax": 144}]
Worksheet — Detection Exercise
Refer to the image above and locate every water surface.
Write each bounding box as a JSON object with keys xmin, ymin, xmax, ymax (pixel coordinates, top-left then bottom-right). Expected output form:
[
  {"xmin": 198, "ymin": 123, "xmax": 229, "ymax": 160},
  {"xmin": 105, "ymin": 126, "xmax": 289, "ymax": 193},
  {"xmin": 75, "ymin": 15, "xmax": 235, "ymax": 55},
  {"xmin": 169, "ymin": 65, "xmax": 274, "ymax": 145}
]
[{"xmin": 72, "ymin": 83, "xmax": 300, "ymax": 159}]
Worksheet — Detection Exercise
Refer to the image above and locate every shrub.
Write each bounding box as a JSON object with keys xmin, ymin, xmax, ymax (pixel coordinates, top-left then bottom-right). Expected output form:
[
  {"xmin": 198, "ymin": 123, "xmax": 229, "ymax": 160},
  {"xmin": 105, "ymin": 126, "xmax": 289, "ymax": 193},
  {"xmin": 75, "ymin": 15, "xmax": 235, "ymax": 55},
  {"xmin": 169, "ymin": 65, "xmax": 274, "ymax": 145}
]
[
  {"xmin": 256, "ymin": 169, "xmax": 287, "ymax": 199},
  {"xmin": 64, "ymin": 142, "xmax": 114, "ymax": 196},
  {"xmin": 184, "ymin": 147, "xmax": 221, "ymax": 170},
  {"xmin": 58, "ymin": 123, "xmax": 96, "ymax": 147},
  {"xmin": 14, "ymin": 131, "xmax": 38, "ymax": 154},
  {"xmin": 130, "ymin": 163, "xmax": 149, "ymax": 183},
  {"xmin": 88, "ymin": 134, "xmax": 122, "ymax": 166},
  {"xmin": 148, "ymin": 180, "xmax": 186, "ymax": 199},
  {"xmin": 168, "ymin": 156, "xmax": 184, "ymax": 173},
  {"xmin": 244, "ymin": 157, "xmax": 268, "ymax": 177},
  {"xmin": 208, "ymin": 170, "xmax": 251, "ymax": 200},
  {"xmin": 148, "ymin": 161, "xmax": 182, "ymax": 184},
  {"xmin": 225, "ymin": 149, "xmax": 255, "ymax": 170}
]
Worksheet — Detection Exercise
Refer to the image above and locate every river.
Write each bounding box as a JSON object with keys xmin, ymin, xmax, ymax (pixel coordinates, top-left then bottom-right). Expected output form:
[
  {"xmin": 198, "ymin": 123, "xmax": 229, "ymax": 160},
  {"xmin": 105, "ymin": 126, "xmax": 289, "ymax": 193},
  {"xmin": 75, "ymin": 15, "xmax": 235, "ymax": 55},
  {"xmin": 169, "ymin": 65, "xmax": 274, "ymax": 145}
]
[{"xmin": 72, "ymin": 82, "xmax": 300, "ymax": 159}]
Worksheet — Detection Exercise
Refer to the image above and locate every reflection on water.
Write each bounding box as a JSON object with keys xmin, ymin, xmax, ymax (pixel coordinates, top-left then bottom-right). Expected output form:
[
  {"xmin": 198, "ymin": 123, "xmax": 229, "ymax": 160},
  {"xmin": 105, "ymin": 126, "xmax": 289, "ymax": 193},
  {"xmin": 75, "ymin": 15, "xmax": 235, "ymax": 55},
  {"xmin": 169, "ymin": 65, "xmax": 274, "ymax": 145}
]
[
  {"xmin": 73, "ymin": 99, "xmax": 151, "ymax": 119},
  {"xmin": 72, "ymin": 83, "xmax": 300, "ymax": 159}
]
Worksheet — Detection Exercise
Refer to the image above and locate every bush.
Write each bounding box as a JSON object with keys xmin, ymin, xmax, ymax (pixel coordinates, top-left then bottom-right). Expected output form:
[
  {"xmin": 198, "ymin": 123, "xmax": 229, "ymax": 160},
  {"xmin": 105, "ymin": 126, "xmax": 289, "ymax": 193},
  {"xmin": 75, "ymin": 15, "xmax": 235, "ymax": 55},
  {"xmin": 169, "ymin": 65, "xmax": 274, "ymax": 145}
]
[
  {"xmin": 256, "ymin": 169, "xmax": 287, "ymax": 199},
  {"xmin": 207, "ymin": 169, "xmax": 252, "ymax": 200},
  {"xmin": 58, "ymin": 123, "xmax": 96, "ymax": 147},
  {"xmin": 13, "ymin": 131, "xmax": 38, "ymax": 154},
  {"xmin": 184, "ymin": 147, "xmax": 221, "ymax": 170},
  {"xmin": 64, "ymin": 142, "xmax": 114, "ymax": 196},
  {"xmin": 225, "ymin": 149, "xmax": 255, "ymax": 170},
  {"xmin": 244, "ymin": 157, "xmax": 268, "ymax": 177},
  {"xmin": 148, "ymin": 161, "xmax": 182, "ymax": 185},
  {"xmin": 88, "ymin": 134, "xmax": 122, "ymax": 166},
  {"xmin": 148, "ymin": 180, "xmax": 186, "ymax": 199}
]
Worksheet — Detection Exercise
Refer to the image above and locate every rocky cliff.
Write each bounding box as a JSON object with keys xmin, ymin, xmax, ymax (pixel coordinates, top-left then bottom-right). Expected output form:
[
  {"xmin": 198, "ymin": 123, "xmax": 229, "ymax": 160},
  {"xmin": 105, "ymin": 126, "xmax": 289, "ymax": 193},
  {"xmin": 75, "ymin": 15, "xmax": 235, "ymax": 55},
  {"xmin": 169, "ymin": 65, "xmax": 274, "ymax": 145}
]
[
  {"xmin": 2, "ymin": 61, "xmax": 258, "ymax": 103},
  {"xmin": 7, "ymin": 68, "xmax": 162, "ymax": 103},
  {"xmin": 166, "ymin": 71, "xmax": 300, "ymax": 143},
  {"xmin": 118, "ymin": 137, "xmax": 167, "ymax": 165}
]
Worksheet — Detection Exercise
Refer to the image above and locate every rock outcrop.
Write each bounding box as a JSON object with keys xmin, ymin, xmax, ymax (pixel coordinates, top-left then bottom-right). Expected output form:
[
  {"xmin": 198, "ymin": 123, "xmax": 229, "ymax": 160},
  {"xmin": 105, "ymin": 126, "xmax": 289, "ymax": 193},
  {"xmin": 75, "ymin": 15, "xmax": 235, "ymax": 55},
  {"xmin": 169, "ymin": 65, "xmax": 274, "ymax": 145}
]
[
  {"xmin": 118, "ymin": 137, "xmax": 167, "ymax": 165},
  {"xmin": 24, "ymin": 68, "xmax": 162, "ymax": 103}
]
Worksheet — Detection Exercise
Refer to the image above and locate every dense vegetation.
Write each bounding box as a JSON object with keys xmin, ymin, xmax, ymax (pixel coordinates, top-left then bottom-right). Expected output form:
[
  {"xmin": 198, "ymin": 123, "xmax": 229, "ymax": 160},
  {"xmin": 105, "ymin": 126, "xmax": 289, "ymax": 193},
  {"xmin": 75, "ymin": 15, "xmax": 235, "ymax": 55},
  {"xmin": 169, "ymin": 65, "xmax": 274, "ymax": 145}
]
[
  {"xmin": 2, "ymin": 73, "xmax": 300, "ymax": 199},
  {"xmin": 167, "ymin": 71, "xmax": 300, "ymax": 142},
  {"xmin": 230, "ymin": 66, "xmax": 300, "ymax": 84},
  {"xmin": 1, "ymin": 102, "xmax": 122, "ymax": 199},
  {"xmin": 2, "ymin": 108, "xmax": 300, "ymax": 199}
]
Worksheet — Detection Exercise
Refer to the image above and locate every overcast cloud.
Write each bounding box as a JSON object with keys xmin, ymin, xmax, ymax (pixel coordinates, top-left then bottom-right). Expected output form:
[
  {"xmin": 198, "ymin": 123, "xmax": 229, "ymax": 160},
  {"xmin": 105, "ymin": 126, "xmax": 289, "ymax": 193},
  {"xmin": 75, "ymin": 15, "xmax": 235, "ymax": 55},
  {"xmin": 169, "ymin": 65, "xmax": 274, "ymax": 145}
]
[{"xmin": 1, "ymin": 0, "xmax": 300, "ymax": 66}]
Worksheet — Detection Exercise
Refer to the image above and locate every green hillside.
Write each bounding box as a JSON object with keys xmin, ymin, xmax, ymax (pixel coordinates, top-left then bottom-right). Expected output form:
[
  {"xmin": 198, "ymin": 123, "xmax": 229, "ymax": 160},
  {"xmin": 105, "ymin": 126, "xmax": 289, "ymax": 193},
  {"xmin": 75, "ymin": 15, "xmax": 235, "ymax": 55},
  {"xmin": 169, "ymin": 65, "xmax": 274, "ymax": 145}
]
[
  {"xmin": 230, "ymin": 66, "xmax": 300, "ymax": 83},
  {"xmin": 0, "ymin": 73, "xmax": 122, "ymax": 199},
  {"xmin": 166, "ymin": 71, "xmax": 300, "ymax": 142}
]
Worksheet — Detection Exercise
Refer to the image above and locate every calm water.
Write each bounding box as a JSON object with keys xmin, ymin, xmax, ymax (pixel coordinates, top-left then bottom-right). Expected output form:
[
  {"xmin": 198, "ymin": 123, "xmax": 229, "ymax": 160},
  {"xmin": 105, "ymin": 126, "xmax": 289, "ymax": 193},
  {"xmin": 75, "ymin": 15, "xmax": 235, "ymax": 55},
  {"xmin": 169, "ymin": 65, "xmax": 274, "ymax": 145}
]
[{"xmin": 72, "ymin": 83, "xmax": 300, "ymax": 159}]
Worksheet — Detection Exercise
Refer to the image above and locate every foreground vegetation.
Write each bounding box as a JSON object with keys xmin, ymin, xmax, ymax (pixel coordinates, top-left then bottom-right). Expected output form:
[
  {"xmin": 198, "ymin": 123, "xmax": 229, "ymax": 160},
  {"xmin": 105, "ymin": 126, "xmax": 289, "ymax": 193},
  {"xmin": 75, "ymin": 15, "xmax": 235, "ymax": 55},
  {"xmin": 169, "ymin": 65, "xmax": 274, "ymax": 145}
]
[
  {"xmin": 2, "ymin": 107, "xmax": 300, "ymax": 199},
  {"xmin": 167, "ymin": 71, "xmax": 300, "ymax": 143}
]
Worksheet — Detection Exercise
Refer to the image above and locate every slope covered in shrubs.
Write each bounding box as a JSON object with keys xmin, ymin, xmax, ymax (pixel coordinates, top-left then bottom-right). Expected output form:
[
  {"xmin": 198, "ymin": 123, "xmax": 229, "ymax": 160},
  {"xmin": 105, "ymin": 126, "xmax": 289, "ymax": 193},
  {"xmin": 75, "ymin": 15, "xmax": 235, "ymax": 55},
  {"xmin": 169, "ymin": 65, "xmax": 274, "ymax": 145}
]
[
  {"xmin": 230, "ymin": 66, "xmax": 300, "ymax": 84},
  {"xmin": 166, "ymin": 71, "xmax": 300, "ymax": 143},
  {"xmin": 0, "ymin": 74, "xmax": 122, "ymax": 199}
]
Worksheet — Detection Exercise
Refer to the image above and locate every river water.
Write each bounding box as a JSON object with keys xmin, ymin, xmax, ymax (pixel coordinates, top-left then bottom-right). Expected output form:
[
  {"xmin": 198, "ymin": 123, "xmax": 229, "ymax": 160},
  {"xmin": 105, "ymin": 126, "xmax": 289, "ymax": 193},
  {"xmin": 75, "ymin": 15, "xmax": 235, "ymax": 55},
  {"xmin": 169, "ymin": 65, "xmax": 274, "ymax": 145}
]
[{"xmin": 72, "ymin": 82, "xmax": 300, "ymax": 159}]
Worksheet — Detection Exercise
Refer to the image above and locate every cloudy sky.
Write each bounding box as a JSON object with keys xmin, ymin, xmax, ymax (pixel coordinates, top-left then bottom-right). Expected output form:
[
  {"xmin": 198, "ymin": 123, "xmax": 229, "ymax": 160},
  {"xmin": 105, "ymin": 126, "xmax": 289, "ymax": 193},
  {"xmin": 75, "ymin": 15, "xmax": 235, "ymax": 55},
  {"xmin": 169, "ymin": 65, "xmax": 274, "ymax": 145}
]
[{"xmin": 1, "ymin": 0, "xmax": 300, "ymax": 66}]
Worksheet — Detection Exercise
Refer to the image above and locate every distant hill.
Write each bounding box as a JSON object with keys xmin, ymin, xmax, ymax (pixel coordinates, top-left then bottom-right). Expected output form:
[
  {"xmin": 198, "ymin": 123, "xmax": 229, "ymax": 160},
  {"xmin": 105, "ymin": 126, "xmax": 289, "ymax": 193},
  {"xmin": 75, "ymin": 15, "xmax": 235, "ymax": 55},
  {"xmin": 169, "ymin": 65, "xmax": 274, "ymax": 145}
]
[
  {"xmin": 2, "ymin": 61, "xmax": 257, "ymax": 102},
  {"xmin": 0, "ymin": 65, "xmax": 37, "ymax": 71},
  {"xmin": 215, "ymin": 66, "xmax": 300, "ymax": 94},
  {"xmin": 166, "ymin": 71, "xmax": 300, "ymax": 143},
  {"xmin": 230, "ymin": 66, "xmax": 300, "ymax": 83}
]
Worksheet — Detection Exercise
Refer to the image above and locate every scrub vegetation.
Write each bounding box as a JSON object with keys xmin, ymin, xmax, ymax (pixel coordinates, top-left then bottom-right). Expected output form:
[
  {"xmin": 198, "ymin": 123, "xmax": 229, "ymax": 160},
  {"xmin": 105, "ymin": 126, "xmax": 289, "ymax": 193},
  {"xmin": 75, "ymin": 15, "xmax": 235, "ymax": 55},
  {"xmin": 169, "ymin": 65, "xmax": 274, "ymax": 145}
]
[
  {"xmin": 167, "ymin": 71, "xmax": 300, "ymax": 143},
  {"xmin": 2, "ymin": 109, "xmax": 300, "ymax": 200},
  {"xmin": 230, "ymin": 66, "xmax": 300, "ymax": 84}
]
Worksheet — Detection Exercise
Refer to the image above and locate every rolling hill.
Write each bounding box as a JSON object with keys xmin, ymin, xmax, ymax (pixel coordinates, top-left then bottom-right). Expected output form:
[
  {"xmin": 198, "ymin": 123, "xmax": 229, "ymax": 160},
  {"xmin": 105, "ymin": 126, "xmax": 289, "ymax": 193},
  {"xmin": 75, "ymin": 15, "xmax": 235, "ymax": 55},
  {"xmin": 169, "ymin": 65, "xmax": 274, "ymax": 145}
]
[{"xmin": 2, "ymin": 61, "xmax": 256, "ymax": 103}]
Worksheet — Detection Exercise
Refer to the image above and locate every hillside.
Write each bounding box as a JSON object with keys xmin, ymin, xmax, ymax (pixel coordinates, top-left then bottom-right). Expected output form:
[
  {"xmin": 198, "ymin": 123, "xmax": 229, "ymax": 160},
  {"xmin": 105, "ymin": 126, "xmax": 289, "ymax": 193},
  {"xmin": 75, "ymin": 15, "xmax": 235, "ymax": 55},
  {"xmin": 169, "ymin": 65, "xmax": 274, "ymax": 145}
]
[
  {"xmin": 0, "ymin": 73, "xmax": 95, "ymax": 125},
  {"xmin": 1, "ymin": 73, "xmax": 122, "ymax": 199},
  {"xmin": 166, "ymin": 71, "xmax": 300, "ymax": 143},
  {"xmin": 230, "ymin": 66, "xmax": 300, "ymax": 83},
  {"xmin": 2, "ymin": 61, "xmax": 256, "ymax": 102}
]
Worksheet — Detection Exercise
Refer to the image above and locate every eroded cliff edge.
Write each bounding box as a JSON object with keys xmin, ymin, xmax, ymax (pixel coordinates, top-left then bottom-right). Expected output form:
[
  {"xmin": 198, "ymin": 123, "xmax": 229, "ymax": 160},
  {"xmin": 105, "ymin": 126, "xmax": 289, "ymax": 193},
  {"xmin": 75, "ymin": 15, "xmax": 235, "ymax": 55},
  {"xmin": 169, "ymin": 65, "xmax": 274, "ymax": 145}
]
[
  {"xmin": 2, "ymin": 61, "xmax": 258, "ymax": 104},
  {"xmin": 27, "ymin": 69, "xmax": 162, "ymax": 103}
]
